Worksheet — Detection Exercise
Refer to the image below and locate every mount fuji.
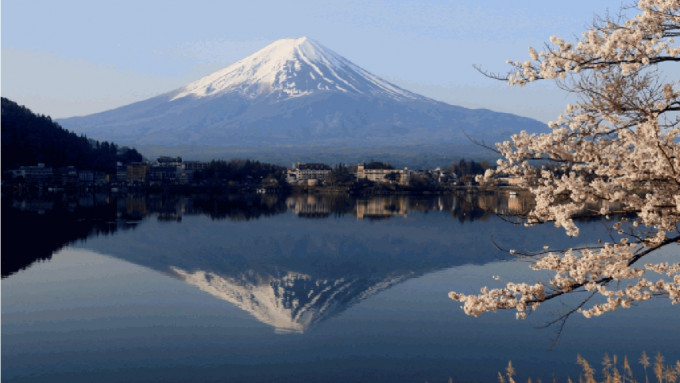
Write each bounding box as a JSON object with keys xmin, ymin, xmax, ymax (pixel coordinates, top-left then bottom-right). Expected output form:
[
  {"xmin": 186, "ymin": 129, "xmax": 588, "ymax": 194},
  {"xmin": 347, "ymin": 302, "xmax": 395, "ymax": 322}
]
[{"xmin": 58, "ymin": 37, "xmax": 546, "ymax": 162}]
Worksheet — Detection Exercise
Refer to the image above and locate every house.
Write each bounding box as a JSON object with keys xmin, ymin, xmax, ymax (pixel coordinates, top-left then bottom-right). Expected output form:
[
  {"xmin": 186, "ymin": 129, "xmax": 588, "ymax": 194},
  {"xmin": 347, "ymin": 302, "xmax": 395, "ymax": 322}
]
[
  {"xmin": 179, "ymin": 161, "xmax": 207, "ymax": 184},
  {"xmin": 126, "ymin": 162, "xmax": 149, "ymax": 184},
  {"xmin": 13, "ymin": 163, "xmax": 53, "ymax": 184},
  {"xmin": 148, "ymin": 165, "xmax": 180, "ymax": 184},
  {"xmin": 56, "ymin": 166, "xmax": 79, "ymax": 187},
  {"xmin": 182, "ymin": 161, "xmax": 207, "ymax": 171},
  {"xmin": 287, "ymin": 162, "xmax": 331, "ymax": 184},
  {"xmin": 78, "ymin": 170, "xmax": 95, "ymax": 184},
  {"xmin": 356, "ymin": 162, "xmax": 410, "ymax": 185},
  {"xmin": 157, "ymin": 156, "xmax": 182, "ymax": 166},
  {"xmin": 116, "ymin": 162, "xmax": 128, "ymax": 183}
]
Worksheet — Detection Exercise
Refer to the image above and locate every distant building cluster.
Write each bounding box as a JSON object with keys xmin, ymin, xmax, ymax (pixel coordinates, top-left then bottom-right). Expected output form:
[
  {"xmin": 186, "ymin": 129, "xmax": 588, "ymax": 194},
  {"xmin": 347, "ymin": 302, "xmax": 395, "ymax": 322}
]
[
  {"xmin": 6, "ymin": 157, "xmax": 523, "ymax": 191},
  {"xmin": 6, "ymin": 157, "xmax": 207, "ymax": 190},
  {"xmin": 124, "ymin": 157, "xmax": 207, "ymax": 185},
  {"xmin": 286, "ymin": 162, "xmax": 453, "ymax": 187},
  {"xmin": 286, "ymin": 162, "xmax": 332, "ymax": 186},
  {"xmin": 9, "ymin": 163, "xmax": 110, "ymax": 190}
]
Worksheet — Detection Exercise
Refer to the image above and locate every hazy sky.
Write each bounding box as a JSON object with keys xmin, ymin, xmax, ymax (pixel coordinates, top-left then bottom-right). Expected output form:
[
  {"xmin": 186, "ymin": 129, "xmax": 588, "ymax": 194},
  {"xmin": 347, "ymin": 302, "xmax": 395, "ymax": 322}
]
[{"xmin": 2, "ymin": 0, "xmax": 627, "ymax": 122}]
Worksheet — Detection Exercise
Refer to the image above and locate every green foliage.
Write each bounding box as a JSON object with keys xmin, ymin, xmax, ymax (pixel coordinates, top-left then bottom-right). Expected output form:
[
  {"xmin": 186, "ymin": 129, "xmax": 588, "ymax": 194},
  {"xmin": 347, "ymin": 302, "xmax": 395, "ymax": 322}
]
[
  {"xmin": 193, "ymin": 159, "xmax": 286, "ymax": 186},
  {"xmin": 1, "ymin": 97, "xmax": 143, "ymax": 172},
  {"xmin": 326, "ymin": 164, "xmax": 355, "ymax": 186},
  {"xmin": 408, "ymin": 172, "xmax": 432, "ymax": 190},
  {"xmin": 117, "ymin": 146, "xmax": 143, "ymax": 164},
  {"xmin": 445, "ymin": 158, "xmax": 493, "ymax": 177},
  {"xmin": 364, "ymin": 160, "xmax": 395, "ymax": 170}
]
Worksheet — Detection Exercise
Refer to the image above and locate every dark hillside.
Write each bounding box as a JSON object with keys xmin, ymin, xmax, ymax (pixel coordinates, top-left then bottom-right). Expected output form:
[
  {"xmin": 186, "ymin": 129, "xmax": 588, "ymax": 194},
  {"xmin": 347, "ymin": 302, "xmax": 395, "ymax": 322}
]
[{"xmin": 1, "ymin": 97, "xmax": 142, "ymax": 172}]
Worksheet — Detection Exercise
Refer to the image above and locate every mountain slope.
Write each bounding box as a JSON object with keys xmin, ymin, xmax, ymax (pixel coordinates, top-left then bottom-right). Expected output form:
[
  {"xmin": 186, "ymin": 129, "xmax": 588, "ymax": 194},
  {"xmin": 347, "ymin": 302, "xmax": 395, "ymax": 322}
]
[{"xmin": 58, "ymin": 37, "xmax": 546, "ymax": 157}]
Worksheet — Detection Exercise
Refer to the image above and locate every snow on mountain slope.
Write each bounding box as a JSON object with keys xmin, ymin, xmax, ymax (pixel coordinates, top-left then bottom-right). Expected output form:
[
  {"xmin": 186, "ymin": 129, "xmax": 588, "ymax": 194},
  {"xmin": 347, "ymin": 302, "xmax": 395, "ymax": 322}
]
[
  {"xmin": 170, "ymin": 37, "xmax": 420, "ymax": 101},
  {"xmin": 170, "ymin": 266, "xmax": 408, "ymax": 333}
]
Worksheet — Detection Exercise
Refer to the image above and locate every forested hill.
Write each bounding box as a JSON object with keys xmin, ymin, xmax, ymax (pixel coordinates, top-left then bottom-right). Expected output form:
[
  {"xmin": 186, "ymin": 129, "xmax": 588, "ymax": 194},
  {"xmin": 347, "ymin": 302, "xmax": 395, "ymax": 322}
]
[{"xmin": 1, "ymin": 97, "xmax": 143, "ymax": 172}]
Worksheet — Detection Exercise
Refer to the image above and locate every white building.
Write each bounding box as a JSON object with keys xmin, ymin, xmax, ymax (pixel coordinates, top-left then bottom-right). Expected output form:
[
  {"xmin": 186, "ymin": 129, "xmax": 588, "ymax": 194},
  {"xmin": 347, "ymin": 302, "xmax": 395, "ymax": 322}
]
[
  {"xmin": 356, "ymin": 163, "xmax": 410, "ymax": 185},
  {"xmin": 287, "ymin": 162, "xmax": 332, "ymax": 184}
]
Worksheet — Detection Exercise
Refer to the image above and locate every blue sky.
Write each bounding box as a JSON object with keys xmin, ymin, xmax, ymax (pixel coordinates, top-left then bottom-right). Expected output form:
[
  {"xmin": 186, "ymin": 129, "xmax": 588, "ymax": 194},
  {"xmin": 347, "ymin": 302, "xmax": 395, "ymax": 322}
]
[{"xmin": 2, "ymin": 0, "xmax": 626, "ymax": 122}]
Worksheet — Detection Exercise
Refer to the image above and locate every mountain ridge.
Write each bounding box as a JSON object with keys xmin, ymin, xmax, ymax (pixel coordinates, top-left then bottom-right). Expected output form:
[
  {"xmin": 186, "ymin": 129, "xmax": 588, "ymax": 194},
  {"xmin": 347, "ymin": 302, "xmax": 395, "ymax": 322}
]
[{"xmin": 58, "ymin": 37, "xmax": 547, "ymax": 161}]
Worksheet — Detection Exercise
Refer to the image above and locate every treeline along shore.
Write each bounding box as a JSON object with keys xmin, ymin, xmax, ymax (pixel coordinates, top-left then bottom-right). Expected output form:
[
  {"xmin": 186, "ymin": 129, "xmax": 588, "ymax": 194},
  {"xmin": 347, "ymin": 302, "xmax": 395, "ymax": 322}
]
[{"xmin": 2, "ymin": 97, "xmax": 515, "ymax": 197}]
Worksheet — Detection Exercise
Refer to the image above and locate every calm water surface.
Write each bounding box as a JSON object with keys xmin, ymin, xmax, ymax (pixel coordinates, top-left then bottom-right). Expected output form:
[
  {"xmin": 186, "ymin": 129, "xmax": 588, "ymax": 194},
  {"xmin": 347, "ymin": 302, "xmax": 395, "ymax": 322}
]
[{"xmin": 2, "ymin": 192, "xmax": 678, "ymax": 382}]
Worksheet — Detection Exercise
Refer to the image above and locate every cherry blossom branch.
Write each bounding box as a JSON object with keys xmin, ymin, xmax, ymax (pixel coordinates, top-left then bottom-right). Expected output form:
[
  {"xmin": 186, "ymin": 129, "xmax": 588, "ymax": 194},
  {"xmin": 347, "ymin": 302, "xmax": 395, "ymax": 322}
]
[{"xmin": 451, "ymin": 0, "xmax": 680, "ymax": 322}]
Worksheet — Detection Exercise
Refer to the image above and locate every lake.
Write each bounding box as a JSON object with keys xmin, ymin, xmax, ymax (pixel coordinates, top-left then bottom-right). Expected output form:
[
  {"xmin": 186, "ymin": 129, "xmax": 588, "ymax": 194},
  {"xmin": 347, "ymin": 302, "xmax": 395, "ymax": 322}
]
[{"xmin": 2, "ymin": 192, "xmax": 678, "ymax": 382}]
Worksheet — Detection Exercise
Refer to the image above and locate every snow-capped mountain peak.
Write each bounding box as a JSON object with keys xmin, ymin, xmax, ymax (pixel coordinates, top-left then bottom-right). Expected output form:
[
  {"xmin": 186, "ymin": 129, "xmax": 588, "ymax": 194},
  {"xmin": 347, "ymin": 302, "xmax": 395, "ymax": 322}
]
[
  {"xmin": 58, "ymin": 37, "xmax": 548, "ymax": 153},
  {"xmin": 170, "ymin": 37, "xmax": 420, "ymax": 101}
]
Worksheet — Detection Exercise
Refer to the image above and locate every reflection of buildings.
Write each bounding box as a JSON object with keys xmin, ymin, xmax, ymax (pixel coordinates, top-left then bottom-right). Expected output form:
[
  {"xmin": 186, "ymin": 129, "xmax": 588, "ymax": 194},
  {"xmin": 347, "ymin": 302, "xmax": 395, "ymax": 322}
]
[
  {"xmin": 11, "ymin": 199, "xmax": 54, "ymax": 213},
  {"xmin": 471, "ymin": 191, "xmax": 533, "ymax": 217},
  {"xmin": 8, "ymin": 192, "xmax": 547, "ymax": 332},
  {"xmin": 287, "ymin": 194, "xmax": 413, "ymax": 220},
  {"xmin": 355, "ymin": 197, "xmax": 408, "ymax": 220},
  {"xmin": 287, "ymin": 195, "xmax": 413, "ymax": 220},
  {"xmin": 171, "ymin": 267, "xmax": 407, "ymax": 334},
  {"xmin": 126, "ymin": 163, "xmax": 148, "ymax": 183},
  {"xmin": 286, "ymin": 195, "xmax": 332, "ymax": 218},
  {"xmin": 10, "ymin": 191, "xmax": 537, "ymax": 224},
  {"xmin": 284, "ymin": 193, "xmax": 533, "ymax": 221},
  {"xmin": 507, "ymin": 192, "xmax": 532, "ymax": 215},
  {"xmin": 475, "ymin": 193, "xmax": 496, "ymax": 213},
  {"xmin": 125, "ymin": 196, "xmax": 149, "ymax": 218}
]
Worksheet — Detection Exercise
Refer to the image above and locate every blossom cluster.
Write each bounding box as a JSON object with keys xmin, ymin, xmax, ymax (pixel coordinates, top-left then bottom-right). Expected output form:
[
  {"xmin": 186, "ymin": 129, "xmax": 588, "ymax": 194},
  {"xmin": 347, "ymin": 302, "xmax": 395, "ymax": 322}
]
[{"xmin": 452, "ymin": 0, "xmax": 680, "ymax": 319}]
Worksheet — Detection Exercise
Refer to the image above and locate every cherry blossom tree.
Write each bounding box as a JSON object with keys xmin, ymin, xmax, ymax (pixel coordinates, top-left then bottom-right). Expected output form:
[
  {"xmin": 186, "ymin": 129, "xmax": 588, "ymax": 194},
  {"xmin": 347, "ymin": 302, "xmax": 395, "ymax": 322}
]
[{"xmin": 449, "ymin": 0, "xmax": 679, "ymax": 320}]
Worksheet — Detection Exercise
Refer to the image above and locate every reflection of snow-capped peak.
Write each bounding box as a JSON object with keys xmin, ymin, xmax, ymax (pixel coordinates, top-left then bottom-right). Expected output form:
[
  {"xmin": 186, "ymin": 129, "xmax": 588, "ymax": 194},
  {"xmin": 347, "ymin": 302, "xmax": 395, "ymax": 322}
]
[
  {"xmin": 170, "ymin": 37, "xmax": 421, "ymax": 101},
  {"xmin": 170, "ymin": 266, "xmax": 408, "ymax": 333},
  {"xmin": 171, "ymin": 267, "xmax": 353, "ymax": 333},
  {"xmin": 358, "ymin": 274, "xmax": 412, "ymax": 300}
]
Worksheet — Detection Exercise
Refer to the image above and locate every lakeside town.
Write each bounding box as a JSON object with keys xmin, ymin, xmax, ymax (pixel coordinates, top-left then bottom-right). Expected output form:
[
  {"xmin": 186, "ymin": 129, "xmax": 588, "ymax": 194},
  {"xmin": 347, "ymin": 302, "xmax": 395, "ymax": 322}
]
[{"xmin": 4, "ymin": 155, "xmax": 520, "ymax": 195}]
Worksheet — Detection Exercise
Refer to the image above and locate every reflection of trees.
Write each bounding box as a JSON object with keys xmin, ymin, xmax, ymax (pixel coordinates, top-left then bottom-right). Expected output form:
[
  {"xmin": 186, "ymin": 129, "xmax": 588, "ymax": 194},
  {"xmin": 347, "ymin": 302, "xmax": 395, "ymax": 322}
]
[
  {"xmin": 6, "ymin": 190, "xmax": 595, "ymax": 335},
  {"xmin": 191, "ymin": 193, "xmax": 287, "ymax": 221},
  {"xmin": 448, "ymin": 191, "xmax": 534, "ymax": 222},
  {"xmin": 103, "ymin": 193, "xmax": 539, "ymax": 333},
  {"xmin": 451, "ymin": 199, "xmax": 490, "ymax": 222},
  {"xmin": 1, "ymin": 193, "xmax": 289, "ymax": 278},
  {"xmin": 283, "ymin": 192, "xmax": 535, "ymax": 222},
  {"xmin": 1, "ymin": 195, "xmax": 134, "ymax": 277},
  {"xmin": 286, "ymin": 193, "xmax": 354, "ymax": 218},
  {"xmin": 2, "ymin": 191, "xmax": 535, "ymax": 278},
  {"xmin": 121, "ymin": 193, "xmax": 289, "ymax": 222},
  {"xmin": 131, "ymin": 192, "xmax": 535, "ymax": 224}
]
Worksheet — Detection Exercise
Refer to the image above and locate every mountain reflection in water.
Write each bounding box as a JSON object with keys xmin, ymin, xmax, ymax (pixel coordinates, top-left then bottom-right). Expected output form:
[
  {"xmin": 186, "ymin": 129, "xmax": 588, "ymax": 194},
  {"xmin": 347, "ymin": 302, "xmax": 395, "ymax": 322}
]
[
  {"xmin": 7, "ymin": 191, "xmax": 592, "ymax": 334},
  {"xmin": 2, "ymin": 191, "xmax": 532, "ymax": 276},
  {"xmin": 4, "ymin": 190, "xmax": 678, "ymax": 383}
]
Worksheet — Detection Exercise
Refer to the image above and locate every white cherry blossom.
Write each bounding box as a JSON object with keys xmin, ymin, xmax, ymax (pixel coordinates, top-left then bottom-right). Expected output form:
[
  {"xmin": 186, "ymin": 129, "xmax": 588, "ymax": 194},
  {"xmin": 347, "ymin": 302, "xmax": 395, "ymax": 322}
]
[{"xmin": 450, "ymin": 0, "xmax": 680, "ymax": 319}]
